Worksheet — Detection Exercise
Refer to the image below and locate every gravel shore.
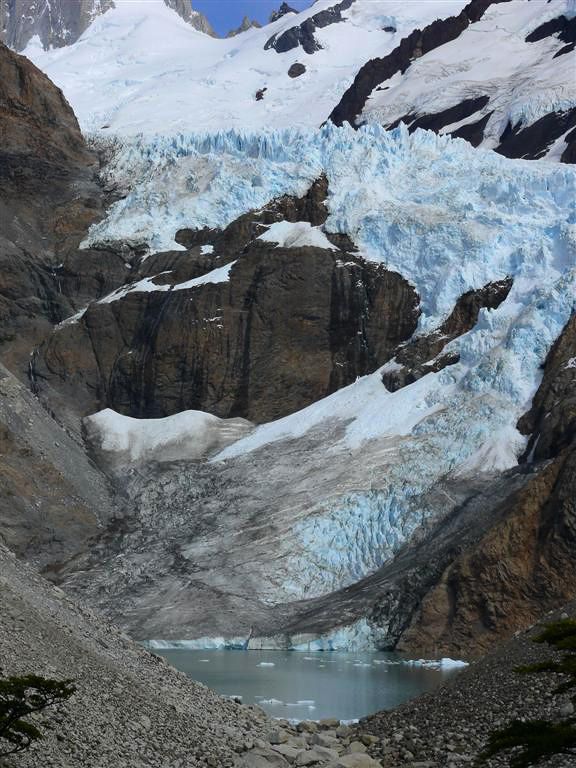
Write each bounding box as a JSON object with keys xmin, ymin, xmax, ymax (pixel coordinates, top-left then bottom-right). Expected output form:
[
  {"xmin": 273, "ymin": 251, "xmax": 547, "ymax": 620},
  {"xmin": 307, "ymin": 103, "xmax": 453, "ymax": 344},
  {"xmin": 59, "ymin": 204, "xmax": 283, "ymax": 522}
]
[
  {"xmin": 1, "ymin": 540, "xmax": 573, "ymax": 768},
  {"xmin": 357, "ymin": 604, "xmax": 576, "ymax": 768}
]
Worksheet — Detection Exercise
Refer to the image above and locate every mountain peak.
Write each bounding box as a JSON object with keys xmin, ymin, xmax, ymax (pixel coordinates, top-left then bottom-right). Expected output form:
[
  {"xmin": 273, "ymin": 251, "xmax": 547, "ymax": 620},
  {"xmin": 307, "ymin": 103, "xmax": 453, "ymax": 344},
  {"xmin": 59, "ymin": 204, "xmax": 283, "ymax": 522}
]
[
  {"xmin": 164, "ymin": 0, "xmax": 216, "ymax": 37},
  {"xmin": 226, "ymin": 15, "xmax": 262, "ymax": 38},
  {"xmin": 0, "ymin": 0, "xmax": 216, "ymax": 51},
  {"xmin": 269, "ymin": 2, "xmax": 298, "ymax": 24}
]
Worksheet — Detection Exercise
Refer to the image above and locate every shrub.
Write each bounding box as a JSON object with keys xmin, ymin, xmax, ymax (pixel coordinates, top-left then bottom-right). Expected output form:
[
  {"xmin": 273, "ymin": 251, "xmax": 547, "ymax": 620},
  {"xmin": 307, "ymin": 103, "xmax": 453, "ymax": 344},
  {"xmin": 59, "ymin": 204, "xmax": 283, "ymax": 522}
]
[{"xmin": 0, "ymin": 675, "xmax": 76, "ymax": 757}]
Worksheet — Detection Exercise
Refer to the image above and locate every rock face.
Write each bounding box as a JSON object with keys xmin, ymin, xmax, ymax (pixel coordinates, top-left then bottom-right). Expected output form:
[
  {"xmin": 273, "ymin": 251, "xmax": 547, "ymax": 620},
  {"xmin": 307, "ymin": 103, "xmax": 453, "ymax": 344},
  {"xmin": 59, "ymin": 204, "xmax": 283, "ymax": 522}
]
[
  {"xmin": 0, "ymin": 0, "xmax": 113, "ymax": 50},
  {"xmin": 164, "ymin": 0, "xmax": 216, "ymax": 37},
  {"xmin": 0, "ymin": 40, "xmax": 120, "ymax": 375},
  {"xmin": 0, "ymin": 40, "xmax": 135, "ymax": 385},
  {"xmin": 0, "ymin": 0, "xmax": 216, "ymax": 51},
  {"xmin": 269, "ymin": 2, "xmax": 297, "ymax": 24},
  {"xmin": 37, "ymin": 179, "xmax": 419, "ymax": 422},
  {"xmin": 495, "ymin": 107, "xmax": 576, "ymax": 162},
  {"xmin": 518, "ymin": 314, "xmax": 576, "ymax": 462},
  {"xmin": 0, "ymin": 363, "xmax": 120, "ymax": 567},
  {"xmin": 382, "ymin": 278, "xmax": 513, "ymax": 392},
  {"xmin": 0, "ymin": 42, "xmax": 123, "ymax": 564}
]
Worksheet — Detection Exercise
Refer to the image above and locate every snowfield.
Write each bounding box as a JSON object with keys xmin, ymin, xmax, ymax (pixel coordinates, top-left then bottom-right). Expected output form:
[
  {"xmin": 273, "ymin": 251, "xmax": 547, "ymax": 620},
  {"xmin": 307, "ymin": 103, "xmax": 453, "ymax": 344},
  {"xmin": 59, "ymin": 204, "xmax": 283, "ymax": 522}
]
[
  {"xmin": 22, "ymin": 0, "xmax": 575, "ymax": 162},
  {"xmin": 22, "ymin": 0, "xmax": 471, "ymax": 134}
]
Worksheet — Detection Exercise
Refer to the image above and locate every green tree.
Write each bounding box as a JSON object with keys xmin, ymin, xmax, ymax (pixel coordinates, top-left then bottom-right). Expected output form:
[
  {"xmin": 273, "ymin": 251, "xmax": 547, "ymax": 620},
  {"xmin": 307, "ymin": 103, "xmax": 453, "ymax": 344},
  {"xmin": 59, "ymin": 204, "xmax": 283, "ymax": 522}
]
[
  {"xmin": 0, "ymin": 675, "xmax": 76, "ymax": 757},
  {"xmin": 479, "ymin": 619, "xmax": 576, "ymax": 768}
]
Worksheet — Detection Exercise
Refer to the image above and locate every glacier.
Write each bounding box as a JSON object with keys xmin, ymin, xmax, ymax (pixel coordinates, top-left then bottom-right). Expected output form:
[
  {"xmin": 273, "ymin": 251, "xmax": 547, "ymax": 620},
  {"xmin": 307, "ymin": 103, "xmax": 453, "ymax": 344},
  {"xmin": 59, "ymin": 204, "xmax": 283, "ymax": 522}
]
[
  {"xmin": 86, "ymin": 123, "xmax": 574, "ymax": 322},
  {"xmin": 79, "ymin": 124, "xmax": 576, "ymax": 631}
]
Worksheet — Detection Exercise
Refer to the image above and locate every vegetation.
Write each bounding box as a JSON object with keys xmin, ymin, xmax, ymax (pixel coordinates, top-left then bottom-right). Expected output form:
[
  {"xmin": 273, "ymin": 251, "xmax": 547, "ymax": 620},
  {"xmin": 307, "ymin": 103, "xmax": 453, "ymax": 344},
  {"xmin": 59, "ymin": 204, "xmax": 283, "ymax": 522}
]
[
  {"xmin": 479, "ymin": 619, "xmax": 576, "ymax": 768},
  {"xmin": 0, "ymin": 675, "xmax": 76, "ymax": 758}
]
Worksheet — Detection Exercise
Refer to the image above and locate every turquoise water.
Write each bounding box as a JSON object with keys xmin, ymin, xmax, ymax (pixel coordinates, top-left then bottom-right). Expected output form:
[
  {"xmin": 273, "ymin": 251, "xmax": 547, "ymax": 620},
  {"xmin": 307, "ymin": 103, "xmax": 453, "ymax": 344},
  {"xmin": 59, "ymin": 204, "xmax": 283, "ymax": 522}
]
[{"xmin": 156, "ymin": 649, "xmax": 461, "ymax": 721}]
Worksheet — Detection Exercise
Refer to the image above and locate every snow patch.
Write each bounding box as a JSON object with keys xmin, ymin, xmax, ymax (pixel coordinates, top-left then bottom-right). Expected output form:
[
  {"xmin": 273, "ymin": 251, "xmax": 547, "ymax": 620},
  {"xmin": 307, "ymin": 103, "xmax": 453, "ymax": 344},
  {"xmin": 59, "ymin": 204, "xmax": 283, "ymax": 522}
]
[
  {"xmin": 98, "ymin": 262, "xmax": 236, "ymax": 303},
  {"xmin": 84, "ymin": 407, "xmax": 253, "ymax": 466},
  {"xmin": 258, "ymin": 221, "xmax": 337, "ymax": 250}
]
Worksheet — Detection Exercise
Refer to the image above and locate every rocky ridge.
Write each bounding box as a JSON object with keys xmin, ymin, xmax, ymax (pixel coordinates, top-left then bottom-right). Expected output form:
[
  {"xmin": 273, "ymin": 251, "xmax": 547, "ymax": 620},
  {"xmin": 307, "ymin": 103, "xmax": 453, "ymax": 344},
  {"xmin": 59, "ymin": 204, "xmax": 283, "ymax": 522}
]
[{"xmin": 226, "ymin": 16, "xmax": 262, "ymax": 38}]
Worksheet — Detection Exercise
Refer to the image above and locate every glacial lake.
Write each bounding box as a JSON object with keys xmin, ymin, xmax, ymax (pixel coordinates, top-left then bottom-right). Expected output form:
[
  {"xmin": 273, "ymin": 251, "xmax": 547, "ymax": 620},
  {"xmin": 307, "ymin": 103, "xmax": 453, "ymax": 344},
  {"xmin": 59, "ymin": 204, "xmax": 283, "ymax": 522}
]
[{"xmin": 155, "ymin": 649, "xmax": 464, "ymax": 721}]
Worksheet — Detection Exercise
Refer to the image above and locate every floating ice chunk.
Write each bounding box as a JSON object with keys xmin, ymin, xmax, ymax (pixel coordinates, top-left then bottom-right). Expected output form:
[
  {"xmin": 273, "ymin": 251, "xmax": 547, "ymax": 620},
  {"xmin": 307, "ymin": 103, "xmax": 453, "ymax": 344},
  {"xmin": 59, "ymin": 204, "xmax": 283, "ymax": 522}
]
[
  {"xmin": 402, "ymin": 657, "xmax": 469, "ymax": 670},
  {"xmin": 259, "ymin": 698, "xmax": 283, "ymax": 705},
  {"xmin": 257, "ymin": 662, "xmax": 275, "ymax": 667}
]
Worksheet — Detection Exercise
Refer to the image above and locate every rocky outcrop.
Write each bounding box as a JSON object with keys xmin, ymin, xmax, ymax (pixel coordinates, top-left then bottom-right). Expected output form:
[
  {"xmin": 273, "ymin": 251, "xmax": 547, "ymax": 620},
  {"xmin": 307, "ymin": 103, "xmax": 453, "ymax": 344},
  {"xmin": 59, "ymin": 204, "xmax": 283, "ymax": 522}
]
[
  {"xmin": 328, "ymin": 0, "xmax": 507, "ymax": 127},
  {"xmin": 37, "ymin": 213, "xmax": 419, "ymax": 422},
  {"xmin": 35, "ymin": 175, "xmax": 419, "ymax": 422},
  {"xmin": 288, "ymin": 62, "xmax": 306, "ymax": 78},
  {"xmin": 382, "ymin": 278, "xmax": 512, "ymax": 392},
  {"xmin": 496, "ymin": 107, "xmax": 576, "ymax": 162},
  {"xmin": 265, "ymin": 0, "xmax": 354, "ymax": 55},
  {"xmin": 518, "ymin": 313, "xmax": 576, "ymax": 462},
  {"xmin": 525, "ymin": 13, "xmax": 576, "ymax": 49},
  {"xmin": 393, "ymin": 447, "xmax": 576, "ymax": 656},
  {"xmin": 269, "ymin": 2, "xmax": 297, "ymax": 24},
  {"xmin": 0, "ymin": 42, "xmax": 126, "ymax": 564},
  {"xmin": 164, "ymin": 0, "xmax": 216, "ymax": 37},
  {"xmin": 387, "ymin": 96, "xmax": 490, "ymax": 136},
  {"xmin": 379, "ymin": 315, "xmax": 576, "ymax": 656}
]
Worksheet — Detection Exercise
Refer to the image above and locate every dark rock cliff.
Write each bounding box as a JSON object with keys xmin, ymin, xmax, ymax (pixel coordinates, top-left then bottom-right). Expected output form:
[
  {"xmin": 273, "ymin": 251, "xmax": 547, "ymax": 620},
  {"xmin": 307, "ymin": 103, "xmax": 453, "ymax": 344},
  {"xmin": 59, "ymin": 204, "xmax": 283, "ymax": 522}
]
[
  {"xmin": 0, "ymin": 40, "xmax": 115, "ymax": 373},
  {"xmin": 36, "ymin": 180, "xmax": 419, "ymax": 423},
  {"xmin": 0, "ymin": 42, "xmax": 122, "ymax": 565}
]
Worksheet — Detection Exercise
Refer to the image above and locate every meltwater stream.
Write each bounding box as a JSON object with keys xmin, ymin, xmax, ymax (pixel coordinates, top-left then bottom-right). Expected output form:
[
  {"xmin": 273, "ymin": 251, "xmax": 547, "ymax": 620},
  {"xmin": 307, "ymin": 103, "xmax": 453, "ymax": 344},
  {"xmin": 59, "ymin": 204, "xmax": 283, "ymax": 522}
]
[{"xmin": 155, "ymin": 650, "xmax": 464, "ymax": 721}]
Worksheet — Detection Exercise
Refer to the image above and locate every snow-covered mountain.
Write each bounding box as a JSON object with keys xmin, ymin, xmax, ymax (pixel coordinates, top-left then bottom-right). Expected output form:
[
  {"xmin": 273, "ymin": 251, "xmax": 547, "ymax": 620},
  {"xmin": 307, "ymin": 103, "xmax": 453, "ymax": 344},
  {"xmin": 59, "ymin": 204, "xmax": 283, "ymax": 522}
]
[
  {"xmin": 1, "ymin": 0, "xmax": 575, "ymax": 659},
  {"xmin": 0, "ymin": 0, "xmax": 214, "ymax": 52},
  {"xmin": 22, "ymin": 0, "xmax": 576, "ymax": 161}
]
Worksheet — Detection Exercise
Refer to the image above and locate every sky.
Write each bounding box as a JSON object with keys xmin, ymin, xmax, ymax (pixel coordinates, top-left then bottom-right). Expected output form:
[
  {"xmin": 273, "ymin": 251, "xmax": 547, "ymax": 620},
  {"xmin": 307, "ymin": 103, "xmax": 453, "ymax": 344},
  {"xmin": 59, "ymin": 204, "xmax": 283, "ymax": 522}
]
[{"xmin": 192, "ymin": 0, "xmax": 312, "ymax": 37}]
